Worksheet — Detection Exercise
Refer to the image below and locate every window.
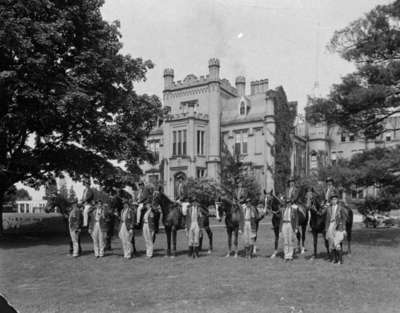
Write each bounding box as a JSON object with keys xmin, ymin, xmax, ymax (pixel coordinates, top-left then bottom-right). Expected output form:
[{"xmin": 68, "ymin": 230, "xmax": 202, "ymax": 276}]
[
  {"xmin": 240, "ymin": 101, "xmax": 246, "ymax": 115},
  {"xmin": 341, "ymin": 135, "xmax": 346, "ymax": 142},
  {"xmin": 172, "ymin": 130, "xmax": 187, "ymax": 156},
  {"xmin": 386, "ymin": 136, "xmax": 391, "ymax": 142},
  {"xmin": 234, "ymin": 130, "xmax": 248, "ymax": 154},
  {"xmin": 349, "ymin": 134, "xmax": 355, "ymax": 141},
  {"xmin": 196, "ymin": 168, "xmax": 206, "ymax": 178},
  {"xmin": 254, "ymin": 129, "xmax": 263, "ymax": 154},
  {"xmin": 197, "ymin": 130, "xmax": 205, "ymax": 155},
  {"xmin": 149, "ymin": 141, "xmax": 160, "ymax": 162}
]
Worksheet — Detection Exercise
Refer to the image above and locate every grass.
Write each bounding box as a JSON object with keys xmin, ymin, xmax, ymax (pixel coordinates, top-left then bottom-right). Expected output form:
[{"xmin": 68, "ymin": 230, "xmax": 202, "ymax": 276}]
[{"xmin": 1, "ymin": 221, "xmax": 400, "ymax": 313}]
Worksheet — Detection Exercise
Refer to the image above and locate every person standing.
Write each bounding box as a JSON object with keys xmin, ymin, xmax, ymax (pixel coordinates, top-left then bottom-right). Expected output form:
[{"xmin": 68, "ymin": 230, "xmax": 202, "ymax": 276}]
[
  {"xmin": 324, "ymin": 177, "xmax": 336, "ymax": 205},
  {"xmin": 136, "ymin": 181, "xmax": 150, "ymax": 224},
  {"xmin": 239, "ymin": 198, "xmax": 259, "ymax": 259},
  {"xmin": 142, "ymin": 200, "xmax": 155, "ymax": 258},
  {"xmin": 286, "ymin": 177, "xmax": 299, "ymax": 205},
  {"xmin": 198, "ymin": 203, "xmax": 213, "ymax": 254},
  {"xmin": 325, "ymin": 193, "xmax": 347, "ymax": 264},
  {"xmin": 186, "ymin": 197, "xmax": 202, "ymax": 258},
  {"xmin": 119, "ymin": 200, "xmax": 135, "ymax": 259},
  {"xmin": 81, "ymin": 177, "xmax": 94, "ymax": 228},
  {"xmin": 68, "ymin": 202, "xmax": 83, "ymax": 257},
  {"xmin": 279, "ymin": 197, "xmax": 299, "ymax": 261},
  {"xmin": 88, "ymin": 200, "xmax": 108, "ymax": 258}
]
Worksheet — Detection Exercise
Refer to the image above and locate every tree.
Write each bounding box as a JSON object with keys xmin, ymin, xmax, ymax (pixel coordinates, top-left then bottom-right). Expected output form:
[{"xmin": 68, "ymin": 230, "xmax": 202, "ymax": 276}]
[
  {"xmin": 185, "ymin": 178, "xmax": 221, "ymax": 208},
  {"xmin": 308, "ymin": 0, "xmax": 400, "ymax": 138},
  {"xmin": 68, "ymin": 185, "xmax": 77, "ymax": 203},
  {"xmin": 0, "ymin": 1, "xmax": 161, "ymax": 234},
  {"xmin": 59, "ymin": 180, "xmax": 68, "ymax": 200},
  {"xmin": 15, "ymin": 188, "xmax": 32, "ymax": 201},
  {"xmin": 219, "ymin": 143, "xmax": 261, "ymax": 206},
  {"xmin": 268, "ymin": 87, "xmax": 297, "ymax": 194}
]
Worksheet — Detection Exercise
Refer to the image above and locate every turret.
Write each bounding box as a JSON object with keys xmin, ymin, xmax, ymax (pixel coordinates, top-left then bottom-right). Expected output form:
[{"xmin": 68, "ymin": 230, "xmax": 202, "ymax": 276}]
[
  {"xmin": 208, "ymin": 58, "xmax": 220, "ymax": 80},
  {"xmin": 163, "ymin": 68, "xmax": 174, "ymax": 89},
  {"xmin": 235, "ymin": 76, "xmax": 246, "ymax": 97}
]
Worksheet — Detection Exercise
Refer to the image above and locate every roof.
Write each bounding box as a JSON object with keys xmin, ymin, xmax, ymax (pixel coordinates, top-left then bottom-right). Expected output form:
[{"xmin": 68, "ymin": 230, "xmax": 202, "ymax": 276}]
[{"xmin": 221, "ymin": 93, "xmax": 266, "ymax": 125}]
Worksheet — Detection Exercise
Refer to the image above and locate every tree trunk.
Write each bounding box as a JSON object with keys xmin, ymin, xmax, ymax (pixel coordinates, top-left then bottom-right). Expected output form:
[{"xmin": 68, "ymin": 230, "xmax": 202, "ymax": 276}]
[{"xmin": 0, "ymin": 193, "xmax": 4, "ymax": 238}]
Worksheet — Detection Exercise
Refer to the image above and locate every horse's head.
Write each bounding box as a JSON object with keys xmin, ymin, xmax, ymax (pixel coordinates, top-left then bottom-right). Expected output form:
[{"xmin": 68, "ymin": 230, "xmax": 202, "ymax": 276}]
[{"xmin": 215, "ymin": 200, "xmax": 224, "ymax": 221}]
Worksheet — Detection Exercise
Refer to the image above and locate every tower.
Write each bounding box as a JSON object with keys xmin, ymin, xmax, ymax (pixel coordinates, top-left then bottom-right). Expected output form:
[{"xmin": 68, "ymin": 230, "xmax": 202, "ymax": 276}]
[{"xmin": 207, "ymin": 58, "xmax": 221, "ymax": 180}]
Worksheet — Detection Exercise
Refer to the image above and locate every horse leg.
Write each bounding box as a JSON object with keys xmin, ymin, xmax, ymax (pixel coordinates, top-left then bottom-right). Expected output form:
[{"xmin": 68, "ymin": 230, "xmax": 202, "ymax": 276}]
[
  {"xmin": 323, "ymin": 231, "xmax": 330, "ymax": 260},
  {"xmin": 172, "ymin": 227, "xmax": 177, "ymax": 258},
  {"xmin": 311, "ymin": 231, "xmax": 317, "ymax": 259},
  {"xmin": 206, "ymin": 226, "xmax": 213, "ymax": 253},
  {"xmin": 233, "ymin": 228, "xmax": 239, "ymax": 258},
  {"xmin": 347, "ymin": 227, "xmax": 352, "ymax": 255},
  {"xmin": 226, "ymin": 228, "xmax": 232, "ymax": 257},
  {"xmin": 296, "ymin": 229, "xmax": 301, "ymax": 254},
  {"xmin": 199, "ymin": 231, "xmax": 203, "ymax": 252},
  {"xmin": 301, "ymin": 224, "xmax": 306, "ymax": 254},
  {"xmin": 271, "ymin": 227, "xmax": 279, "ymax": 258},
  {"xmin": 165, "ymin": 227, "xmax": 171, "ymax": 257},
  {"xmin": 253, "ymin": 222, "xmax": 259, "ymax": 255}
]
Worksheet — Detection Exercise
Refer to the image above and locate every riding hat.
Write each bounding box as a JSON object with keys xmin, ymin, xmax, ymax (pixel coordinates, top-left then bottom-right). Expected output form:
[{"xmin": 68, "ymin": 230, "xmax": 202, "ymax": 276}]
[{"xmin": 330, "ymin": 192, "xmax": 339, "ymax": 200}]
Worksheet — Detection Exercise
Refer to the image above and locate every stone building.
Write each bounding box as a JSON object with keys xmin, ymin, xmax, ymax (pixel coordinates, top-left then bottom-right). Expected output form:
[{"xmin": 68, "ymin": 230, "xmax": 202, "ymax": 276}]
[
  {"xmin": 306, "ymin": 108, "xmax": 400, "ymax": 199},
  {"xmin": 142, "ymin": 58, "xmax": 304, "ymax": 199}
]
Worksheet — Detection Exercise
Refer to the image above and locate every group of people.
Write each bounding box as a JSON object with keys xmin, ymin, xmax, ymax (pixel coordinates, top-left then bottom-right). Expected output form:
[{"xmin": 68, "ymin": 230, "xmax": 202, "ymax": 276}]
[{"xmin": 67, "ymin": 176, "xmax": 349, "ymax": 265}]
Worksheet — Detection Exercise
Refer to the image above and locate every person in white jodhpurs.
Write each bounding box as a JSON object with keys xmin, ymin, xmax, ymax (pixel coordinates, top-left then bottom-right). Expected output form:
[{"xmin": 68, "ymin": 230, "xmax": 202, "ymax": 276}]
[
  {"xmin": 88, "ymin": 200, "xmax": 108, "ymax": 258},
  {"xmin": 81, "ymin": 177, "xmax": 94, "ymax": 228},
  {"xmin": 119, "ymin": 200, "xmax": 136, "ymax": 259}
]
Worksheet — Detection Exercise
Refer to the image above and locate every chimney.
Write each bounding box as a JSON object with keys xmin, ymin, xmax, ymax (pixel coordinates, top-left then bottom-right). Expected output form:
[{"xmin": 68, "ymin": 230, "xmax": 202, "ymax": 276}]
[
  {"xmin": 208, "ymin": 58, "xmax": 220, "ymax": 80},
  {"xmin": 163, "ymin": 68, "xmax": 174, "ymax": 89},
  {"xmin": 235, "ymin": 76, "xmax": 246, "ymax": 97},
  {"xmin": 250, "ymin": 79, "xmax": 269, "ymax": 95}
]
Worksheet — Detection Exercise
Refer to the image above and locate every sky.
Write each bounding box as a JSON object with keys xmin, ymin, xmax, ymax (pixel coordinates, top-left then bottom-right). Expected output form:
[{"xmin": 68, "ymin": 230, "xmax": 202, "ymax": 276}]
[{"xmin": 20, "ymin": 0, "xmax": 392, "ymax": 201}]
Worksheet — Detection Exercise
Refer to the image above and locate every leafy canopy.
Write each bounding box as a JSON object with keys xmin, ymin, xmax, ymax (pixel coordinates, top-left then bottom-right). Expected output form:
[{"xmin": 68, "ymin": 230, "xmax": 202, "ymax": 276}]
[
  {"xmin": 0, "ymin": 0, "xmax": 161, "ymax": 196},
  {"xmin": 308, "ymin": 0, "xmax": 400, "ymax": 138}
]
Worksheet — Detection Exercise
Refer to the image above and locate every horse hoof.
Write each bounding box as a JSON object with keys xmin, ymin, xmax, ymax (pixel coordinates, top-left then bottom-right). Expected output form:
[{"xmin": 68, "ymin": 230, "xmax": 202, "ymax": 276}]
[
  {"xmin": 234, "ymin": 253, "xmax": 238, "ymax": 258},
  {"xmin": 207, "ymin": 250, "xmax": 212, "ymax": 254},
  {"xmin": 225, "ymin": 253, "xmax": 231, "ymax": 257},
  {"xmin": 170, "ymin": 255, "xmax": 175, "ymax": 259},
  {"xmin": 270, "ymin": 253, "xmax": 276, "ymax": 259},
  {"xmin": 301, "ymin": 248, "xmax": 305, "ymax": 254}
]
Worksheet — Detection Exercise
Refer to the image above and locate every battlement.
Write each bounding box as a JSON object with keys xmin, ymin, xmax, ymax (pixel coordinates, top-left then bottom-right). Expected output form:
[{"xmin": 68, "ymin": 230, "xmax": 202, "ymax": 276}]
[
  {"xmin": 208, "ymin": 58, "xmax": 220, "ymax": 67},
  {"xmin": 250, "ymin": 79, "xmax": 269, "ymax": 95},
  {"xmin": 163, "ymin": 68, "xmax": 174, "ymax": 77},
  {"xmin": 165, "ymin": 111, "xmax": 209, "ymax": 121}
]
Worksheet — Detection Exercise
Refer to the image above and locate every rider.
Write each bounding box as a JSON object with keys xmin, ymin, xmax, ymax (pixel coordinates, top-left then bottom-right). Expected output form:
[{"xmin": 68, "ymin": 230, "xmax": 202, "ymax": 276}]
[
  {"xmin": 280, "ymin": 196, "xmax": 299, "ymax": 262},
  {"xmin": 239, "ymin": 197, "xmax": 259, "ymax": 259},
  {"xmin": 324, "ymin": 177, "xmax": 337, "ymax": 205},
  {"xmin": 136, "ymin": 181, "xmax": 151, "ymax": 225},
  {"xmin": 186, "ymin": 196, "xmax": 202, "ymax": 258}
]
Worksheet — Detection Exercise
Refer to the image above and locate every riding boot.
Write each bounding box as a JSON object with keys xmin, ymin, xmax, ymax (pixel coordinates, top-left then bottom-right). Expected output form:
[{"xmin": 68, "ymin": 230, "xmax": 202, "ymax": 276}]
[
  {"xmin": 188, "ymin": 246, "xmax": 193, "ymax": 258},
  {"xmin": 338, "ymin": 249, "xmax": 343, "ymax": 264},
  {"xmin": 333, "ymin": 249, "xmax": 338, "ymax": 264}
]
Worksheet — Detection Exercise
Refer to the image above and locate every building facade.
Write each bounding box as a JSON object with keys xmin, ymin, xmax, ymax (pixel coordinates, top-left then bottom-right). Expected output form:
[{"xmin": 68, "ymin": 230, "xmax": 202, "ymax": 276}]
[
  {"xmin": 142, "ymin": 58, "xmax": 304, "ymax": 199},
  {"xmin": 305, "ymin": 111, "xmax": 400, "ymax": 199}
]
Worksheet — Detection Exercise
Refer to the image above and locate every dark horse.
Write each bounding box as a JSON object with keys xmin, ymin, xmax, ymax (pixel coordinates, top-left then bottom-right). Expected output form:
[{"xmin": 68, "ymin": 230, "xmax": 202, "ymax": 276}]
[
  {"xmin": 152, "ymin": 191, "xmax": 213, "ymax": 257},
  {"xmin": 216, "ymin": 198, "xmax": 241, "ymax": 257},
  {"xmin": 307, "ymin": 192, "xmax": 329, "ymax": 259},
  {"xmin": 152, "ymin": 190, "xmax": 183, "ymax": 257},
  {"xmin": 307, "ymin": 191, "xmax": 354, "ymax": 259},
  {"xmin": 267, "ymin": 194, "xmax": 308, "ymax": 257}
]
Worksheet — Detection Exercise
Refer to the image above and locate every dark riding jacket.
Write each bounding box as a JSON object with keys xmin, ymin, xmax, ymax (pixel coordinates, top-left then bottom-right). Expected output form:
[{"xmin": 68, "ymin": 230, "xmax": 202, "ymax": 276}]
[
  {"xmin": 279, "ymin": 205, "xmax": 299, "ymax": 233},
  {"xmin": 325, "ymin": 204, "xmax": 347, "ymax": 232},
  {"xmin": 68, "ymin": 207, "xmax": 82, "ymax": 231},
  {"xmin": 119, "ymin": 207, "xmax": 136, "ymax": 232},
  {"xmin": 239, "ymin": 204, "xmax": 259, "ymax": 233}
]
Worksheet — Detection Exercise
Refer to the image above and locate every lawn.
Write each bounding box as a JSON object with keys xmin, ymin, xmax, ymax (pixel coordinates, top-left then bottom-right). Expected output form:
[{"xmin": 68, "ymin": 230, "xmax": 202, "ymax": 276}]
[{"xmin": 1, "ymin": 221, "xmax": 400, "ymax": 313}]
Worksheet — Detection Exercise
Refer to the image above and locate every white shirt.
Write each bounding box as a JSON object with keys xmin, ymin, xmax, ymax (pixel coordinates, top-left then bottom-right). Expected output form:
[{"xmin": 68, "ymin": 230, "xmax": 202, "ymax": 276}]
[
  {"xmin": 284, "ymin": 206, "xmax": 291, "ymax": 221},
  {"xmin": 331, "ymin": 205, "xmax": 337, "ymax": 222},
  {"xmin": 191, "ymin": 206, "xmax": 198, "ymax": 224}
]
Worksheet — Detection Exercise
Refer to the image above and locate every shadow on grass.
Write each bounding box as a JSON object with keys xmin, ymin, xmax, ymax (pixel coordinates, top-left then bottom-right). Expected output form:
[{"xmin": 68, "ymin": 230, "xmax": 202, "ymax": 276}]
[{"xmin": 351, "ymin": 227, "xmax": 400, "ymax": 247}]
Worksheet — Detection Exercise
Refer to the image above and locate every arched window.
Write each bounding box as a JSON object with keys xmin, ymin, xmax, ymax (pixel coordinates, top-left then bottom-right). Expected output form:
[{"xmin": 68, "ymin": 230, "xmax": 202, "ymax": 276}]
[{"xmin": 240, "ymin": 101, "xmax": 245, "ymax": 115}]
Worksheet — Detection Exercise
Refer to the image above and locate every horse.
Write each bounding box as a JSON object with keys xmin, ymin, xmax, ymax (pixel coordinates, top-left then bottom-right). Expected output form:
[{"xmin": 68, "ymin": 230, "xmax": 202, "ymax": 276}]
[
  {"xmin": 307, "ymin": 192, "xmax": 329, "ymax": 259},
  {"xmin": 307, "ymin": 192, "xmax": 353, "ymax": 259},
  {"xmin": 216, "ymin": 198, "xmax": 241, "ymax": 257},
  {"xmin": 268, "ymin": 194, "xmax": 282, "ymax": 258},
  {"xmin": 151, "ymin": 190, "xmax": 182, "ymax": 257},
  {"xmin": 268, "ymin": 194, "xmax": 308, "ymax": 258}
]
